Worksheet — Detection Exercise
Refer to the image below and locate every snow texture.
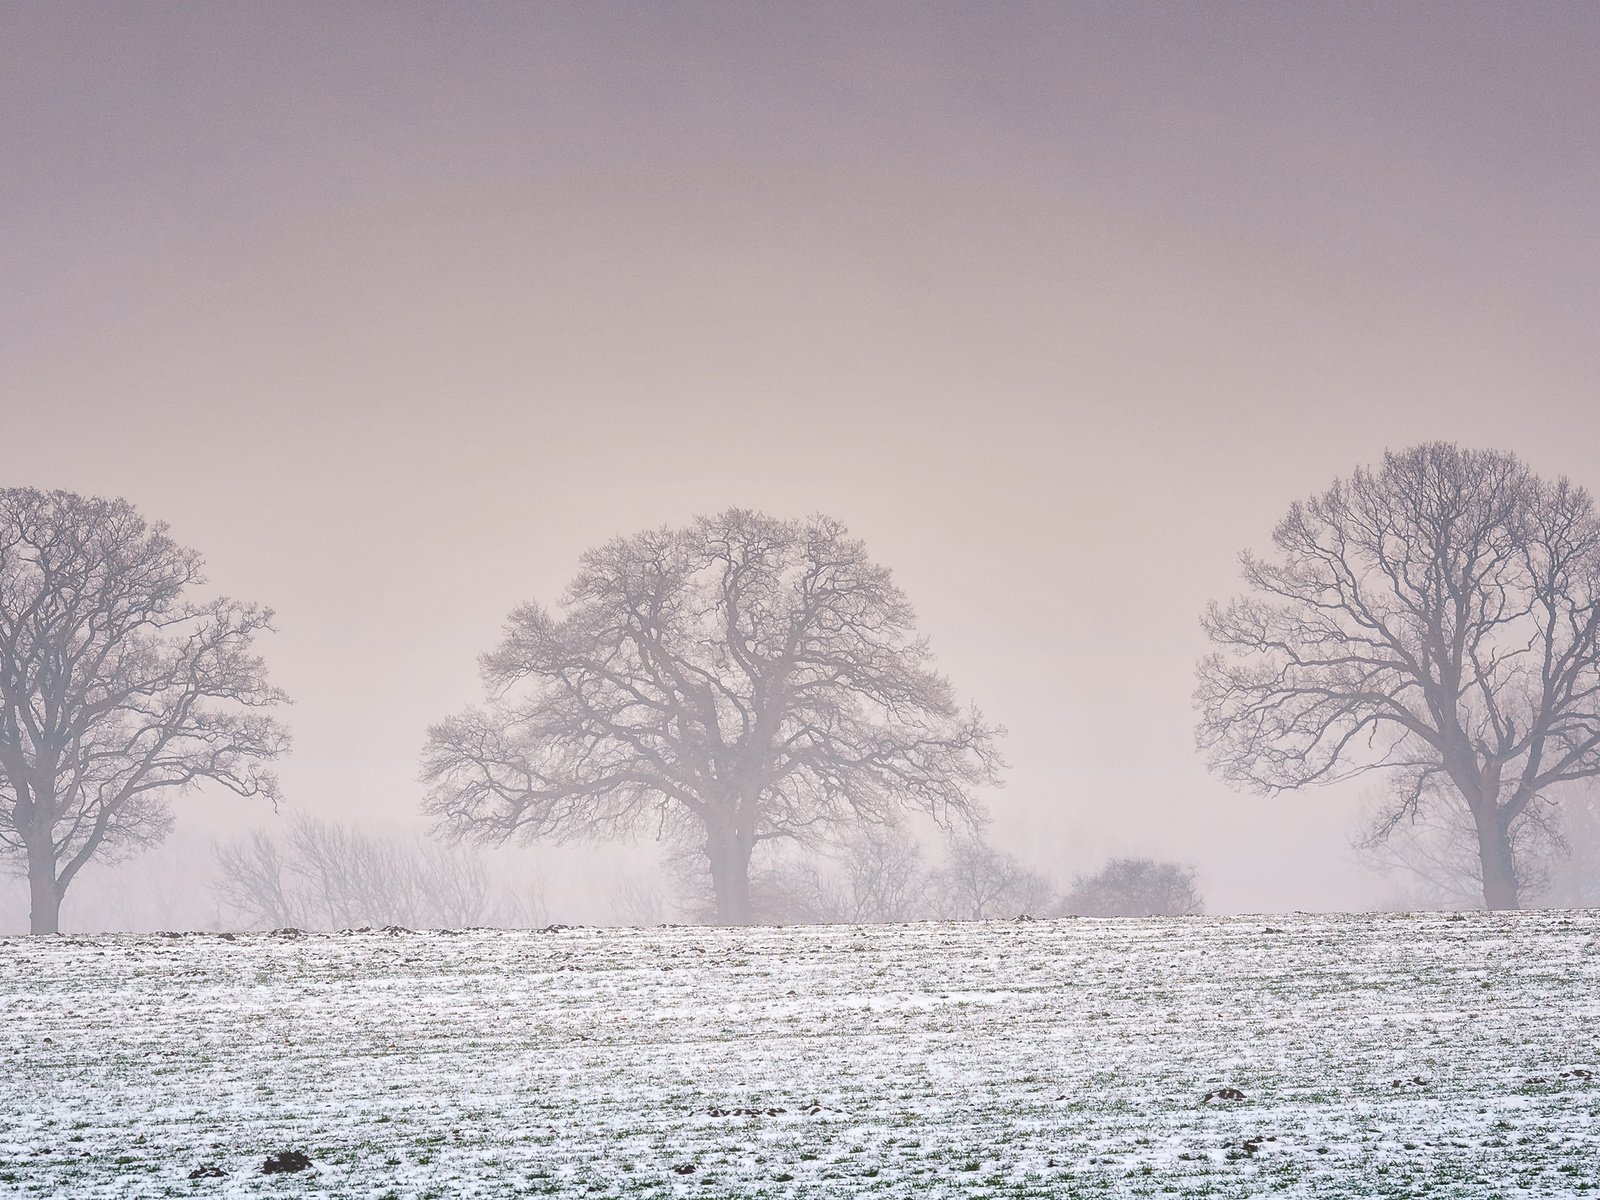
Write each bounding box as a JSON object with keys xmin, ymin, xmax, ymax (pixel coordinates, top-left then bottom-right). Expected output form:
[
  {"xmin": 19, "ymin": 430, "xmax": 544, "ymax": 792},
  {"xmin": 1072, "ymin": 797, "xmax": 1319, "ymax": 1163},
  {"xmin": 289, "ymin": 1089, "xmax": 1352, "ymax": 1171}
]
[{"xmin": 2, "ymin": 911, "xmax": 1597, "ymax": 1197}]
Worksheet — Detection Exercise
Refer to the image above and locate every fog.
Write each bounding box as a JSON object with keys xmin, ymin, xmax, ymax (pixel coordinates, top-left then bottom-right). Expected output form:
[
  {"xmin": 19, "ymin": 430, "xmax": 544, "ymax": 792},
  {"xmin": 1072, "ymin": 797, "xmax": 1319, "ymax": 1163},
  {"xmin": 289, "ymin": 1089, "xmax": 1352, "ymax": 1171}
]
[{"xmin": 3, "ymin": 3, "xmax": 1598, "ymax": 930}]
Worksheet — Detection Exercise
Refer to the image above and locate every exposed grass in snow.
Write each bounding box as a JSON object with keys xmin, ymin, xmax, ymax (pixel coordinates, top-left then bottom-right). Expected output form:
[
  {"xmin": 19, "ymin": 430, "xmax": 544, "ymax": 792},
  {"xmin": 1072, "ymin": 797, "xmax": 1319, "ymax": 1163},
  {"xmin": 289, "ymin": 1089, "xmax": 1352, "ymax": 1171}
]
[{"xmin": 1, "ymin": 911, "xmax": 1597, "ymax": 1197}]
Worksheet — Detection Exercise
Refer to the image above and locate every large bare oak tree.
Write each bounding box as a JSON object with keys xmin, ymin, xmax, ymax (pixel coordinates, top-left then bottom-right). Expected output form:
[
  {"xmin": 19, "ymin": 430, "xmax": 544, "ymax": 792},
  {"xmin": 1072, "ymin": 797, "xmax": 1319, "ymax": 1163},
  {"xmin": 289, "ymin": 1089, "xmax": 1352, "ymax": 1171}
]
[
  {"xmin": 423, "ymin": 510, "xmax": 1002, "ymax": 924},
  {"xmin": 0, "ymin": 489, "xmax": 288, "ymax": 933},
  {"xmin": 1196, "ymin": 444, "xmax": 1600, "ymax": 910}
]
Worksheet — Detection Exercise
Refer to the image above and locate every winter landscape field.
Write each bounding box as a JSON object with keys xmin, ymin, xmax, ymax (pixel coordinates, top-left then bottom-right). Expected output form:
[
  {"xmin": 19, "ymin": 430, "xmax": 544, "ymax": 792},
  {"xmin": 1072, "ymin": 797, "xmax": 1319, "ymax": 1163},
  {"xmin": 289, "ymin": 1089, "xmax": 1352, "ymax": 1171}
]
[{"xmin": 3, "ymin": 911, "xmax": 1597, "ymax": 1198}]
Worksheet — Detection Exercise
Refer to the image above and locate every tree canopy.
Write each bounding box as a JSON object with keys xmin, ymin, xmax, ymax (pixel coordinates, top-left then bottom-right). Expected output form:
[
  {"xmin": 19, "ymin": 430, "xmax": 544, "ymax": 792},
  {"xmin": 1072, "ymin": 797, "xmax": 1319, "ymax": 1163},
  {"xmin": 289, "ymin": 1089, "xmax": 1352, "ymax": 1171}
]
[
  {"xmin": 423, "ymin": 509, "xmax": 1002, "ymax": 923},
  {"xmin": 1197, "ymin": 444, "xmax": 1600, "ymax": 909},
  {"xmin": 0, "ymin": 489, "xmax": 288, "ymax": 933}
]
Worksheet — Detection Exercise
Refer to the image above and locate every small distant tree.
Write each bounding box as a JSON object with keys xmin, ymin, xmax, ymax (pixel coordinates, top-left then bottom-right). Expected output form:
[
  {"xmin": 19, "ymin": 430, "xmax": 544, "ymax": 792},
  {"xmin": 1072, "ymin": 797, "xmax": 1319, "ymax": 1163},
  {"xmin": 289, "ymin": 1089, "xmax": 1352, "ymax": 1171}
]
[
  {"xmin": 213, "ymin": 828, "xmax": 304, "ymax": 928},
  {"xmin": 927, "ymin": 835, "xmax": 1055, "ymax": 920},
  {"xmin": 0, "ymin": 489, "xmax": 288, "ymax": 934},
  {"xmin": 1063, "ymin": 857, "xmax": 1204, "ymax": 917},
  {"xmin": 1198, "ymin": 444, "xmax": 1600, "ymax": 910},
  {"xmin": 423, "ymin": 510, "xmax": 1002, "ymax": 924},
  {"xmin": 834, "ymin": 822, "xmax": 929, "ymax": 923},
  {"xmin": 609, "ymin": 874, "xmax": 669, "ymax": 927},
  {"xmin": 750, "ymin": 852, "xmax": 847, "ymax": 924}
]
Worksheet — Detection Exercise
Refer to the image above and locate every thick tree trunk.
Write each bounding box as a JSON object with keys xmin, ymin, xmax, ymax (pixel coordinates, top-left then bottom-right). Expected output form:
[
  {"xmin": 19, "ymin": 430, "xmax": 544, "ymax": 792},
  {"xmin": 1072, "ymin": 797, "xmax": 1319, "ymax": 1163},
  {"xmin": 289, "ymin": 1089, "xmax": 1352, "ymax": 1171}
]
[
  {"xmin": 1473, "ymin": 805, "xmax": 1520, "ymax": 911},
  {"xmin": 27, "ymin": 842, "xmax": 61, "ymax": 935},
  {"xmin": 706, "ymin": 826, "xmax": 755, "ymax": 925}
]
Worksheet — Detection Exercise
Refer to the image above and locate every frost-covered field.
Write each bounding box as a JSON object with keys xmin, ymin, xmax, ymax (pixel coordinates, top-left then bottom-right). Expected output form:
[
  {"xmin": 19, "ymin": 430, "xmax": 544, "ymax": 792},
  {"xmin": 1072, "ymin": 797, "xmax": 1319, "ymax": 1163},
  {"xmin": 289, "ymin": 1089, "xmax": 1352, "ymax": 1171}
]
[{"xmin": 2, "ymin": 912, "xmax": 1598, "ymax": 1198}]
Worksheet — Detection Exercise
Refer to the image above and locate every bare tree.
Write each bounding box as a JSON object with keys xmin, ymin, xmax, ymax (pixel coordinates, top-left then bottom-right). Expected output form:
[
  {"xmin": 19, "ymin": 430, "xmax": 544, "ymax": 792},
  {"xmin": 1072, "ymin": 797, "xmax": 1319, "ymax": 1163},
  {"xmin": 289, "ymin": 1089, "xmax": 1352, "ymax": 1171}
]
[
  {"xmin": 212, "ymin": 812, "xmax": 511, "ymax": 930},
  {"xmin": 833, "ymin": 821, "xmax": 929, "ymax": 923},
  {"xmin": 424, "ymin": 838, "xmax": 496, "ymax": 928},
  {"xmin": 749, "ymin": 851, "xmax": 847, "ymax": 924},
  {"xmin": 498, "ymin": 875, "xmax": 550, "ymax": 928},
  {"xmin": 1197, "ymin": 445, "xmax": 1600, "ymax": 910},
  {"xmin": 0, "ymin": 489, "xmax": 288, "ymax": 934},
  {"xmin": 213, "ymin": 828, "xmax": 308, "ymax": 929},
  {"xmin": 1062, "ymin": 857, "xmax": 1204, "ymax": 917},
  {"xmin": 927, "ymin": 835, "xmax": 1055, "ymax": 920},
  {"xmin": 422, "ymin": 510, "xmax": 1002, "ymax": 924},
  {"xmin": 608, "ymin": 874, "xmax": 668, "ymax": 927}
]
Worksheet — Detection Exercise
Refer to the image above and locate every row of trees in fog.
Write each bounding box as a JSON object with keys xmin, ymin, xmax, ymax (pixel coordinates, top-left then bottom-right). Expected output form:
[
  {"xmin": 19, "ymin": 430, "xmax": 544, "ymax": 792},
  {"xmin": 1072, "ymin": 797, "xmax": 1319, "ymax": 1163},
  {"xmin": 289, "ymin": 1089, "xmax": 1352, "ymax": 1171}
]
[
  {"xmin": 4, "ymin": 440, "xmax": 1600, "ymax": 931},
  {"xmin": 199, "ymin": 794, "xmax": 1600, "ymax": 928},
  {"xmin": 635, "ymin": 836, "xmax": 1201, "ymax": 925},
  {"xmin": 205, "ymin": 811, "xmax": 1201, "ymax": 930},
  {"xmin": 212, "ymin": 813, "xmax": 547, "ymax": 930}
]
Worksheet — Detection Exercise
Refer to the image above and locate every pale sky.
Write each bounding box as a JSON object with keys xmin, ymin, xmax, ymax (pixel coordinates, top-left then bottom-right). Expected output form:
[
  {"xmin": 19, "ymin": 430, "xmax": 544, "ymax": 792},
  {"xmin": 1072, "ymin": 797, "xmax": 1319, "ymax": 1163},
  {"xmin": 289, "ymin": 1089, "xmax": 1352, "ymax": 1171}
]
[{"xmin": 3, "ymin": 2, "xmax": 1598, "ymax": 915}]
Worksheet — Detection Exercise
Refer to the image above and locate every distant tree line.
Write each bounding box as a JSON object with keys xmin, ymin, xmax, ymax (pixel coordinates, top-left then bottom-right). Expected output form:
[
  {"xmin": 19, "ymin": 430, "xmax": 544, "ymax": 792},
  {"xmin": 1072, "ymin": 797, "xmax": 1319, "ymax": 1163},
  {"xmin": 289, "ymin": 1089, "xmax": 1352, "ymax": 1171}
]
[
  {"xmin": 204, "ymin": 813, "xmax": 1203, "ymax": 929},
  {"xmin": 211, "ymin": 812, "xmax": 547, "ymax": 931},
  {"xmin": 8, "ymin": 442, "xmax": 1600, "ymax": 933},
  {"xmin": 615, "ymin": 823, "xmax": 1202, "ymax": 925}
]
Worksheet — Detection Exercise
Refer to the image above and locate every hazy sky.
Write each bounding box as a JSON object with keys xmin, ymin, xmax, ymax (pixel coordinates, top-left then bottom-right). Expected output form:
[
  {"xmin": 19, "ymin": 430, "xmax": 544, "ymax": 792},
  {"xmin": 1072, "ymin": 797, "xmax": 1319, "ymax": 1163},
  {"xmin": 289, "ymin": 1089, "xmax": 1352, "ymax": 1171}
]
[{"xmin": 4, "ymin": 2, "xmax": 1598, "ymax": 915}]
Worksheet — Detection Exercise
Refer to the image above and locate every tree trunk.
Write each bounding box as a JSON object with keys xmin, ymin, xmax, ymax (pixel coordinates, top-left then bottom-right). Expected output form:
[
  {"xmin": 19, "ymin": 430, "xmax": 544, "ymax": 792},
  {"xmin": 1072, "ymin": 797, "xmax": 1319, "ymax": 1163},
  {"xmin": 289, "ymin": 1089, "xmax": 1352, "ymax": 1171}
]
[
  {"xmin": 27, "ymin": 840, "xmax": 61, "ymax": 935},
  {"xmin": 1473, "ymin": 805, "xmax": 1520, "ymax": 911},
  {"xmin": 706, "ymin": 826, "xmax": 755, "ymax": 925}
]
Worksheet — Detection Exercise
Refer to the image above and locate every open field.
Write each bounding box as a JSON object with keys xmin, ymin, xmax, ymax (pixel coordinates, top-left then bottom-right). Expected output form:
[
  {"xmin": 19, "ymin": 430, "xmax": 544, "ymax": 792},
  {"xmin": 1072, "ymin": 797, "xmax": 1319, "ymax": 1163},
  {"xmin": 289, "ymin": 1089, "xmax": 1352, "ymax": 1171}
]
[{"xmin": 2, "ymin": 911, "xmax": 1598, "ymax": 1198}]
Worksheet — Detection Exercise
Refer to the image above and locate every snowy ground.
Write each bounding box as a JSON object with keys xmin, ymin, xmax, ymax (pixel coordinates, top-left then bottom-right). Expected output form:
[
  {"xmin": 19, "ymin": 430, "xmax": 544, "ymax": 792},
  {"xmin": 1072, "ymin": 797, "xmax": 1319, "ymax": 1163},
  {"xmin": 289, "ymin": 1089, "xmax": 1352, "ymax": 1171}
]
[{"xmin": 2, "ymin": 912, "xmax": 1597, "ymax": 1198}]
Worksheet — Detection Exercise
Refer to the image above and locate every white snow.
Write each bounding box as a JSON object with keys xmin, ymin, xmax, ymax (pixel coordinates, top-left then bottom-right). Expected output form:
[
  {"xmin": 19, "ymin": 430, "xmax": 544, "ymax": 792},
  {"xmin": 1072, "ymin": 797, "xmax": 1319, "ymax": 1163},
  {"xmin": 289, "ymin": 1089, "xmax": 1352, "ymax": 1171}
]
[{"xmin": 2, "ymin": 911, "xmax": 1597, "ymax": 1196}]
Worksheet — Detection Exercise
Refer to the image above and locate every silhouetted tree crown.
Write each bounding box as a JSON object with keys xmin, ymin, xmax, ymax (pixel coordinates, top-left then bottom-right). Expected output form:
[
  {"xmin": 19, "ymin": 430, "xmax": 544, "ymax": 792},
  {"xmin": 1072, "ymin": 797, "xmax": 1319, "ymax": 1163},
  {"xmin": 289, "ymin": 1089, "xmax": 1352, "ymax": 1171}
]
[
  {"xmin": 423, "ymin": 509, "xmax": 1002, "ymax": 923},
  {"xmin": 1197, "ymin": 443, "xmax": 1600, "ymax": 910},
  {"xmin": 0, "ymin": 489, "xmax": 288, "ymax": 934}
]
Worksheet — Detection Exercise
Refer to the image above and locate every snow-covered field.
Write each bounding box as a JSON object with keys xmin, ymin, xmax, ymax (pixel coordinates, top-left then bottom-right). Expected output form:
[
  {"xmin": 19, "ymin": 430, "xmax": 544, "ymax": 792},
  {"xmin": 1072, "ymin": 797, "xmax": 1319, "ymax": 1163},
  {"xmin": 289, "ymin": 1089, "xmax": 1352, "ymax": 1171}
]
[{"xmin": 2, "ymin": 911, "xmax": 1597, "ymax": 1198}]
